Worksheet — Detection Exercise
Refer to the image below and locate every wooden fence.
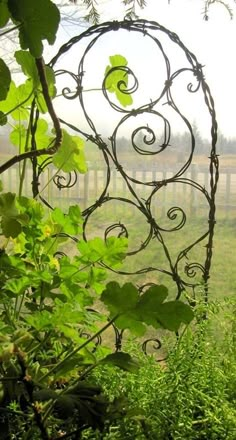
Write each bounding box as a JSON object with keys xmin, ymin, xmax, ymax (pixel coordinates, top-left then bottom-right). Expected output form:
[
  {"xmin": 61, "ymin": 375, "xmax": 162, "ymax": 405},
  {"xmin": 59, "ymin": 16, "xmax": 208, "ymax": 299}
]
[{"xmin": 1, "ymin": 164, "xmax": 235, "ymax": 217}]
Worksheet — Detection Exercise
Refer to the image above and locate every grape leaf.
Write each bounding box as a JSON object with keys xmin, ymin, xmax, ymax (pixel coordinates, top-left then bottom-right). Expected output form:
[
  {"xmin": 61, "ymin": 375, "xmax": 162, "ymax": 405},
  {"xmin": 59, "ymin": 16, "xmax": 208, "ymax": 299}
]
[
  {"xmin": 0, "ymin": 58, "xmax": 11, "ymax": 101},
  {"xmin": 51, "ymin": 205, "xmax": 83, "ymax": 235},
  {"xmin": 101, "ymin": 352, "xmax": 140, "ymax": 373},
  {"xmin": 101, "ymin": 281, "xmax": 139, "ymax": 317},
  {"xmin": 0, "ymin": 111, "xmax": 7, "ymax": 125},
  {"xmin": 8, "ymin": 0, "xmax": 60, "ymax": 57},
  {"xmin": 156, "ymin": 301, "xmax": 194, "ymax": 332},
  {"xmin": 10, "ymin": 123, "xmax": 27, "ymax": 149},
  {"xmin": 104, "ymin": 236, "xmax": 128, "ymax": 266},
  {"xmin": 0, "ymin": 192, "xmax": 28, "ymax": 238},
  {"xmin": 105, "ymin": 54, "xmax": 133, "ymax": 107},
  {"xmin": 52, "ymin": 130, "xmax": 87, "ymax": 173},
  {"xmin": 4, "ymin": 276, "xmax": 30, "ymax": 295},
  {"xmin": 77, "ymin": 236, "xmax": 127, "ymax": 267},
  {"xmin": 10, "ymin": 119, "xmax": 51, "ymax": 164},
  {"xmin": 14, "ymin": 50, "xmax": 39, "ymax": 86},
  {"xmin": 0, "ymin": 0, "xmax": 9, "ymax": 28},
  {"xmin": 0, "ymin": 192, "xmax": 19, "ymax": 217},
  {"xmin": 135, "ymin": 285, "xmax": 168, "ymax": 320},
  {"xmin": 87, "ymin": 266, "xmax": 107, "ymax": 294},
  {"xmin": 14, "ymin": 51, "xmax": 56, "ymax": 111},
  {"xmin": 115, "ymin": 313, "xmax": 146, "ymax": 336},
  {"xmin": 0, "ymin": 80, "xmax": 33, "ymax": 120},
  {"xmin": 1, "ymin": 217, "xmax": 22, "ymax": 238},
  {"xmin": 130, "ymin": 285, "xmax": 194, "ymax": 331}
]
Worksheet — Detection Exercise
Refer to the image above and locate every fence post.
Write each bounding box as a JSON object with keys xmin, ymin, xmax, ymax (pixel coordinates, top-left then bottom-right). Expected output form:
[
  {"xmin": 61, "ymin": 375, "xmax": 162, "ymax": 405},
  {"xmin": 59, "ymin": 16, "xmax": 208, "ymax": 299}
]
[
  {"xmin": 83, "ymin": 171, "xmax": 89, "ymax": 210},
  {"xmin": 225, "ymin": 171, "xmax": 231, "ymax": 217},
  {"xmin": 190, "ymin": 164, "xmax": 197, "ymax": 217}
]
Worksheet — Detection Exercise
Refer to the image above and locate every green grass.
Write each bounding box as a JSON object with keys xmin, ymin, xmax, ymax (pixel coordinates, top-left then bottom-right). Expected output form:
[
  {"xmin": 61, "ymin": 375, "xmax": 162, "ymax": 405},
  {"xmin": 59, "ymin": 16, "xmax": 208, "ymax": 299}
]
[
  {"xmin": 77, "ymin": 203, "xmax": 236, "ymax": 302},
  {"xmin": 83, "ymin": 300, "xmax": 236, "ymax": 439}
]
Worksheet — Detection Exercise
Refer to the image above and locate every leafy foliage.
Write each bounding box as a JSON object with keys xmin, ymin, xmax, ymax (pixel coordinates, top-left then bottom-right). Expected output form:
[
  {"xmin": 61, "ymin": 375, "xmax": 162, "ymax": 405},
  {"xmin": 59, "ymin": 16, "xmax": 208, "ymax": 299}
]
[
  {"xmin": 0, "ymin": 2, "xmax": 197, "ymax": 438},
  {"xmin": 8, "ymin": 0, "xmax": 60, "ymax": 57},
  {"xmin": 0, "ymin": 0, "xmax": 10, "ymax": 28},
  {"xmin": 0, "ymin": 192, "xmax": 28, "ymax": 237},
  {"xmin": 92, "ymin": 304, "xmax": 236, "ymax": 439},
  {"xmin": 0, "ymin": 80, "xmax": 33, "ymax": 122},
  {"xmin": 105, "ymin": 54, "xmax": 133, "ymax": 107},
  {"xmin": 0, "ymin": 193, "xmax": 194, "ymax": 437},
  {"xmin": 0, "ymin": 59, "xmax": 11, "ymax": 101},
  {"xmin": 52, "ymin": 129, "xmax": 87, "ymax": 173},
  {"xmin": 101, "ymin": 282, "xmax": 194, "ymax": 332}
]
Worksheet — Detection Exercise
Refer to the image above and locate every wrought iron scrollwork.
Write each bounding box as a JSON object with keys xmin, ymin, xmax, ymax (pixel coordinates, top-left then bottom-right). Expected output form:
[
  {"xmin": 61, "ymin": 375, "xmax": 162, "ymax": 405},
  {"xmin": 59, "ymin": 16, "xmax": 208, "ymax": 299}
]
[{"xmin": 35, "ymin": 20, "xmax": 218, "ymax": 318}]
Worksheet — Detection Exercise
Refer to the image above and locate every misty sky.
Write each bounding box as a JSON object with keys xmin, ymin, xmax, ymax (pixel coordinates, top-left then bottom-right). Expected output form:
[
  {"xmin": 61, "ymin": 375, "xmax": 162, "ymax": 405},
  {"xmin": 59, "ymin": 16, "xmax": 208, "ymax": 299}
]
[{"xmin": 52, "ymin": 0, "xmax": 236, "ymax": 139}]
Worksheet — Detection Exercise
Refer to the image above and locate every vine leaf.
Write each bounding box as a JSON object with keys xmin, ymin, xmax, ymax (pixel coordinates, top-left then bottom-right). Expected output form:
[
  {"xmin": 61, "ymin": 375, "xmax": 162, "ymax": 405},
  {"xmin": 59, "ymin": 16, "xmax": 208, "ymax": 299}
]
[
  {"xmin": 134, "ymin": 284, "xmax": 168, "ymax": 326},
  {"xmin": 14, "ymin": 50, "xmax": 39, "ymax": 86},
  {"xmin": 78, "ymin": 237, "xmax": 128, "ymax": 268},
  {"xmin": 105, "ymin": 54, "xmax": 133, "ymax": 107},
  {"xmin": 115, "ymin": 313, "xmax": 146, "ymax": 336},
  {"xmin": 156, "ymin": 301, "xmax": 194, "ymax": 332},
  {"xmin": 101, "ymin": 352, "xmax": 140, "ymax": 373},
  {"xmin": 134, "ymin": 285, "xmax": 193, "ymax": 331},
  {"xmin": 0, "ymin": 80, "xmax": 32, "ymax": 120},
  {"xmin": 0, "ymin": 192, "xmax": 28, "ymax": 238},
  {"xmin": 0, "ymin": 110, "xmax": 7, "ymax": 126},
  {"xmin": 101, "ymin": 282, "xmax": 194, "ymax": 333},
  {"xmin": 0, "ymin": 0, "xmax": 10, "ymax": 28},
  {"xmin": 10, "ymin": 119, "xmax": 50, "ymax": 164},
  {"xmin": 14, "ymin": 51, "xmax": 57, "ymax": 111},
  {"xmin": 52, "ymin": 130, "xmax": 87, "ymax": 173},
  {"xmin": 4, "ymin": 276, "xmax": 30, "ymax": 295},
  {"xmin": 0, "ymin": 59, "xmax": 11, "ymax": 101},
  {"xmin": 101, "ymin": 281, "xmax": 139, "ymax": 317},
  {"xmin": 51, "ymin": 205, "xmax": 83, "ymax": 235},
  {"xmin": 8, "ymin": 0, "xmax": 60, "ymax": 57}
]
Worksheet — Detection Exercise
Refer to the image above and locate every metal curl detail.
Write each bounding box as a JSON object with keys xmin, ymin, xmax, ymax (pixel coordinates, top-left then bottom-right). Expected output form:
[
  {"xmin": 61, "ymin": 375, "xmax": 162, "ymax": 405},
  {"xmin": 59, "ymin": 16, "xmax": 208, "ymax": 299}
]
[
  {"xmin": 53, "ymin": 171, "xmax": 78, "ymax": 190},
  {"xmin": 131, "ymin": 116, "xmax": 170, "ymax": 156},
  {"xmin": 185, "ymin": 262, "xmax": 206, "ymax": 279},
  {"xmin": 187, "ymin": 80, "xmax": 201, "ymax": 93},
  {"xmin": 55, "ymin": 69, "xmax": 83, "ymax": 100},
  {"xmin": 41, "ymin": 19, "xmax": 219, "ymax": 335},
  {"xmin": 165, "ymin": 206, "xmax": 186, "ymax": 231},
  {"xmin": 149, "ymin": 202, "xmax": 186, "ymax": 233},
  {"xmin": 104, "ymin": 222, "xmax": 129, "ymax": 240},
  {"xmin": 142, "ymin": 338, "xmax": 162, "ymax": 355}
]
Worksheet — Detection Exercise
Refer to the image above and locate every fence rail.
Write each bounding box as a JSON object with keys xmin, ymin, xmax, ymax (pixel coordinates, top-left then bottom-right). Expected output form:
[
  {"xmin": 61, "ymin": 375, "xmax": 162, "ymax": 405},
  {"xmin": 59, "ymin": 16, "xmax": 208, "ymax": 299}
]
[{"xmin": 1, "ymin": 164, "xmax": 235, "ymax": 216}]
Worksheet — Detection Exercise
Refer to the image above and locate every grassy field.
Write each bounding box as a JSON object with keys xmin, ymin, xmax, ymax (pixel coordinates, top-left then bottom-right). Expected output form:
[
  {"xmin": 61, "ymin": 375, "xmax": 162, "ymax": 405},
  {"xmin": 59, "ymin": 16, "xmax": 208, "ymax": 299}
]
[
  {"xmin": 1, "ymin": 150, "xmax": 235, "ymax": 302},
  {"xmin": 78, "ymin": 201, "xmax": 236, "ymax": 302}
]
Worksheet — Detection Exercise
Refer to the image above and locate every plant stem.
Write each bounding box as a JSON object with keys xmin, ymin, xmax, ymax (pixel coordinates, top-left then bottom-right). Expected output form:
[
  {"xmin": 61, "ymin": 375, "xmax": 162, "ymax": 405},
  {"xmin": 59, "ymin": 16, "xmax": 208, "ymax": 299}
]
[
  {"xmin": 35, "ymin": 57, "xmax": 62, "ymax": 154},
  {"xmin": 39, "ymin": 315, "xmax": 119, "ymax": 382},
  {"xmin": 0, "ymin": 56, "xmax": 62, "ymax": 175},
  {"xmin": 0, "ymin": 24, "xmax": 21, "ymax": 37},
  {"xmin": 16, "ymin": 290, "xmax": 26, "ymax": 319},
  {"xmin": 19, "ymin": 101, "xmax": 35, "ymax": 197}
]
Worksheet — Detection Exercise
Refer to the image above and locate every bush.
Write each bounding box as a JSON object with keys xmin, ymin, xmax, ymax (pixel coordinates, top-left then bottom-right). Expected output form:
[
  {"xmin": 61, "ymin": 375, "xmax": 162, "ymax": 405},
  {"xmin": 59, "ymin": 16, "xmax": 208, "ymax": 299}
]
[{"xmin": 87, "ymin": 301, "xmax": 236, "ymax": 439}]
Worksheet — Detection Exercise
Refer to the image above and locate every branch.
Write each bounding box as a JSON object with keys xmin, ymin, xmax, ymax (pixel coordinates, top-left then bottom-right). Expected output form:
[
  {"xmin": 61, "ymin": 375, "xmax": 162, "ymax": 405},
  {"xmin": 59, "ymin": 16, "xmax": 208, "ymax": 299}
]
[
  {"xmin": 0, "ymin": 57, "xmax": 62, "ymax": 175},
  {"xmin": 0, "ymin": 24, "xmax": 21, "ymax": 38},
  {"xmin": 16, "ymin": 348, "xmax": 50, "ymax": 440},
  {"xmin": 35, "ymin": 57, "xmax": 62, "ymax": 153}
]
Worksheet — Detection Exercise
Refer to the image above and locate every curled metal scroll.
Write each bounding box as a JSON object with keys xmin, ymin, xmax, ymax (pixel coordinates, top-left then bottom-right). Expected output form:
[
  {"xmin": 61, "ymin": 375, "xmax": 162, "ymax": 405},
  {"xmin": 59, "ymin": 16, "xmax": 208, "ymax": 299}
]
[{"xmin": 37, "ymin": 20, "xmax": 219, "ymax": 313}]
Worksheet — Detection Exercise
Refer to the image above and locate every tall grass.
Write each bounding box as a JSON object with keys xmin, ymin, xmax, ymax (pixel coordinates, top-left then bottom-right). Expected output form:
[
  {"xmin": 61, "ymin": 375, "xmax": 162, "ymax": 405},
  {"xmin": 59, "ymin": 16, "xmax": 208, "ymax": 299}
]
[{"xmin": 84, "ymin": 300, "xmax": 236, "ymax": 439}]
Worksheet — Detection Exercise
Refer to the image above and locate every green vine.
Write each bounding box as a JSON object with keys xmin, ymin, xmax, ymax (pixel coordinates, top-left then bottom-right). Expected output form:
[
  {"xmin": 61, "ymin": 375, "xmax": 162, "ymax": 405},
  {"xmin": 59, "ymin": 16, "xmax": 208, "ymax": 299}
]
[{"xmin": 0, "ymin": 1, "xmax": 195, "ymax": 438}]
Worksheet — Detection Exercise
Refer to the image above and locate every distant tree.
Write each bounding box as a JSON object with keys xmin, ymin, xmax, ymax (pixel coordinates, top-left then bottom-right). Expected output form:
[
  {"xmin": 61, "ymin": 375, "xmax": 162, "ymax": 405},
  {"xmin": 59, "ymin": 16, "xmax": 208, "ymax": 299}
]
[{"xmin": 66, "ymin": 0, "xmax": 236, "ymax": 23}]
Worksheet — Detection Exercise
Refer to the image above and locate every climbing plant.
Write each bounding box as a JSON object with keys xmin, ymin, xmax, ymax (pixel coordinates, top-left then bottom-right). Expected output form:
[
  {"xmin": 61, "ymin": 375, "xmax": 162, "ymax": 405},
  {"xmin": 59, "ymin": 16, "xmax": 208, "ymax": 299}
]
[{"xmin": 0, "ymin": 1, "xmax": 194, "ymax": 438}]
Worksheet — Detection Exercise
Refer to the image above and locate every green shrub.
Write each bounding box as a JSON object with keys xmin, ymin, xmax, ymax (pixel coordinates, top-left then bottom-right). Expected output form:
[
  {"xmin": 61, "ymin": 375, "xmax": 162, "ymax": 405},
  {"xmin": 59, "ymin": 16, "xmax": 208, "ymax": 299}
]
[{"xmin": 87, "ymin": 301, "xmax": 236, "ymax": 439}]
